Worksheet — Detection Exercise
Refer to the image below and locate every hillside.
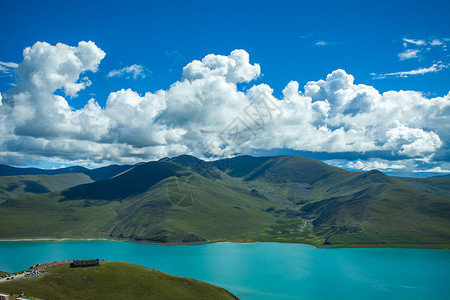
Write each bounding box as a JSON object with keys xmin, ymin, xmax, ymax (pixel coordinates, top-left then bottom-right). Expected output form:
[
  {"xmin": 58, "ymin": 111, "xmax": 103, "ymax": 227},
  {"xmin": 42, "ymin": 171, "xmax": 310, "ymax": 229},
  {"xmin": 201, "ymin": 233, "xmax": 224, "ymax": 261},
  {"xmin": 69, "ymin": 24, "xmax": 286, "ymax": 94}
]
[
  {"xmin": 0, "ymin": 155, "xmax": 449, "ymax": 248},
  {"xmin": 0, "ymin": 261, "xmax": 237, "ymax": 300},
  {"xmin": 0, "ymin": 173, "xmax": 93, "ymax": 205}
]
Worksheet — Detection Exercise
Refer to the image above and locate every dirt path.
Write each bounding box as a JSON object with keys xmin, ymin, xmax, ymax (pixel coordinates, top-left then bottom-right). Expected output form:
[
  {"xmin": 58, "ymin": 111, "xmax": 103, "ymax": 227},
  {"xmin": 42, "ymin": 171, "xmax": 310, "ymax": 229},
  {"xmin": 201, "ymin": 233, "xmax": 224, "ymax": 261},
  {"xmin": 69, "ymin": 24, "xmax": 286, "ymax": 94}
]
[
  {"xmin": 0, "ymin": 260, "xmax": 72, "ymax": 283},
  {"xmin": 300, "ymin": 220, "xmax": 309, "ymax": 232}
]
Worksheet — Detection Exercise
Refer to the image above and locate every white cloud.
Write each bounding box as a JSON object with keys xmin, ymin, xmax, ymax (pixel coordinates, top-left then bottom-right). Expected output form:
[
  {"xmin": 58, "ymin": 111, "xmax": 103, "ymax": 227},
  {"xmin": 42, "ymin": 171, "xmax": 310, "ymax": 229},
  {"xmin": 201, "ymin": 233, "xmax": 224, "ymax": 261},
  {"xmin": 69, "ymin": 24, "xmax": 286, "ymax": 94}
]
[
  {"xmin": 0, "ymin": 61, "xmax": 18, "ymax": 80},
  {"xmin": 16, "ymin": 41, "xmax": 105, "ymax": 98},
  {"xmin": 345, "ymin": 159, "xmax": 406, "ymax": 171},
  {"xmin": 431, "ymin": 39, "xmax": 443, "ymax": 46},
  {"xmin": 372, "ymin": 62, "xmax": 448, "ymax": 79},
  {"xmin": 0, "ymin": 62, "xmax": 18, "ymax": 68},
  {"xmin": 313, "ymin": 41, "xmax": 339, "ymax": 47},
  {"xmin": 384, "ymin": 125, "xmax": 442, "ymax": 157},
  {"xmin": 314, "ymin": 41, "xmax": 328, "ymax": 46},
  {"xmin": 107, "ymin": 64, "xmax": 147, "ymax": 79},
  {"xmin": 396, "ymin": 36, "xmax": 449, "ymax": 60},
  {"xmin": 398, "ymin": 49, "xmax": 420, "ymax": 60},
  {"xmin": 0, "ymin": 61, "xmax": 19, "ymax": 74},
  {"xmin": 412, "ymin": 166, "xmax": 450, "ymax": 173},
  {"xmin": 0, "ymin": 41, "xmax": 450, "ymax": 169},
  {"xmin": 181, "ymin": 49, "xmax": 260, "ymax": 83},
  {"xmin": 403, "ymin": 38, "xmax": 425, "ymax": 46},
  {"xmin": 0, "ymin": 41, "xmax": 106, "ymax": 143},
  {"xmin": 326, "ymin": 158, "xmax": 450, "ymax": 176}
]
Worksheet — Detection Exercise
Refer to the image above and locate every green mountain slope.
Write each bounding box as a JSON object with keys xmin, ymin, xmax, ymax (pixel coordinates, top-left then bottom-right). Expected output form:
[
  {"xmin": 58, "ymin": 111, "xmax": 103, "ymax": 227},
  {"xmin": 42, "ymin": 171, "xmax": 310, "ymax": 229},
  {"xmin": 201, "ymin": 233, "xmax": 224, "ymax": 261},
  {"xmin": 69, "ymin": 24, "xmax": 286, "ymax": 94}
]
[
  {"xmin": 0, "ymin": 158, "xmax": 276, "ymax": 243},
  {"xmin": 0, "ymin": 155, "xmax": 449, "ymax": 248},
  {"xmin": 0, "ymin": 173, "xmax": 93, "ymax": 204},
  {"xmin": 0, "ymin": 261, "xmax": 238, "ymax": 300}
]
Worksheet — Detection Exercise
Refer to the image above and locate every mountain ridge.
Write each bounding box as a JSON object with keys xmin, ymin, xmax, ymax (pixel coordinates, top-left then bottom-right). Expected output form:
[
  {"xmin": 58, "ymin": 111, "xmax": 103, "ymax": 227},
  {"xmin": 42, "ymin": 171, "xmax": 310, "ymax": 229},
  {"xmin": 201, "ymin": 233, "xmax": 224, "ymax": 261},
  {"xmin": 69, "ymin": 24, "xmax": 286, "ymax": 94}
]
[
  {"xmin": 0, "ymin": 155, "xmax": 449, "ymax": 248},
  {"xmin": 0, "ymin": 164, "xmax": 135, "ymax": 182}
]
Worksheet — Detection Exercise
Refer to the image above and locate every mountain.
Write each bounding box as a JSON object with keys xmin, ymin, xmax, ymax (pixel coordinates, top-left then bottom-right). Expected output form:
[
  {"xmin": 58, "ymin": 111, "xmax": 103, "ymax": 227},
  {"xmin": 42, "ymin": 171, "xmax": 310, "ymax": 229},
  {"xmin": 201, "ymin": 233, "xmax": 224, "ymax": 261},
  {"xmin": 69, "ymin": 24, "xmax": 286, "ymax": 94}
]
[
  {"xmin": 0, "ymin": 173, "xmax": 93, "ymax": 205},
  {"xmin": 0, "ymin": 164, "xmax": 135, "ymax": 204},
  {"xmin": 0, "ymin": 261, "xmax": 238, "ymax": 300},
  {"xmin": 0, "ymin": 155, "xmax": 449, "ymax": 248},
  {"xmin": 430, "ymin": 174, "xmax": 450, "ymax": 179},
  {"xmin": 0, "ymin": 164, "xmax": 135, "ymax": 181},
  {"xmin": 0, "ymin": 164, "xmax": 88, "ymax": 177}
]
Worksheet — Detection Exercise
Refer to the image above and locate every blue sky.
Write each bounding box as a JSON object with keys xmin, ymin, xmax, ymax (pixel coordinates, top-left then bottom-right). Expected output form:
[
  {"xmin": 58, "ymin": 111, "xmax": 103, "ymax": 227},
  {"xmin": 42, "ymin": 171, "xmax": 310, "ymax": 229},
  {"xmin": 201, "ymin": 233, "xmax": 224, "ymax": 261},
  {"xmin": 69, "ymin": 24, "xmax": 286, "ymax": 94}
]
[{"xmin": 0, "ymin": 0, "xmax": 449, "ymax": 177}]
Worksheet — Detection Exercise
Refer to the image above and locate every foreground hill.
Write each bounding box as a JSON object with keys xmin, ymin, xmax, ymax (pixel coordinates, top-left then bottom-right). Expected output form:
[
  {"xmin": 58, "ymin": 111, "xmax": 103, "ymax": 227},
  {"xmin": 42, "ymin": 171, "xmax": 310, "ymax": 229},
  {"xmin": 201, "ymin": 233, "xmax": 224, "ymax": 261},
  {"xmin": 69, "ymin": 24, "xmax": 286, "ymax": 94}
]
[
  {"xmin": 0, "ymin": 155, "xmax": 449, "ymax": 248},
  {"xmin": 0, "ymin": 261, "xmax": 237, "ymax": 300}
]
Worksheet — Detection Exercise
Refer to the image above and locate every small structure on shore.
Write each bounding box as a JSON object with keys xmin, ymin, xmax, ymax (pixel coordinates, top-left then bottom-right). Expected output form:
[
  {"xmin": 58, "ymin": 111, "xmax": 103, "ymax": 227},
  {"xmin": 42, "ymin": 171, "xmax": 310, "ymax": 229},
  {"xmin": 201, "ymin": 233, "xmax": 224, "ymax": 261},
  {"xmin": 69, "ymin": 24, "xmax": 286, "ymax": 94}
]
[
  {"xmin": 0, "ymin": 293, "xmax": 10, "ymax": 300},
  {"xmin": 70, "ymin": 259, "xmax": 100, "ymax": 268}
]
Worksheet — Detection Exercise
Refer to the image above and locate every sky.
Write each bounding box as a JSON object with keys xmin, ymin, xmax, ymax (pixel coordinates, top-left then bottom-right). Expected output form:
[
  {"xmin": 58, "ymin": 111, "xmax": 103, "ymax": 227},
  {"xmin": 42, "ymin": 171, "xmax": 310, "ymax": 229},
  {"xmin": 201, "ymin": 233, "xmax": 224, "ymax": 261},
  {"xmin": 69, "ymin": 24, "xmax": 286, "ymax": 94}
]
[{"xmin": 0, "ymin": 0, "xmax": 449, "ymax": 177}]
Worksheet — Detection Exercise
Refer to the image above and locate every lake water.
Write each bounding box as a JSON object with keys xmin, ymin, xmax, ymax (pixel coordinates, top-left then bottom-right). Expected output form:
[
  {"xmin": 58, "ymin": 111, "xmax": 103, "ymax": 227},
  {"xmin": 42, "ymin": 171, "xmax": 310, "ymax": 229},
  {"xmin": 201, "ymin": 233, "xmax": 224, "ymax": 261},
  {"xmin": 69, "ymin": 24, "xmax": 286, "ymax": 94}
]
[{"xmin": 0, "ymin": 241, "xmax": 449, "ymax": 299}]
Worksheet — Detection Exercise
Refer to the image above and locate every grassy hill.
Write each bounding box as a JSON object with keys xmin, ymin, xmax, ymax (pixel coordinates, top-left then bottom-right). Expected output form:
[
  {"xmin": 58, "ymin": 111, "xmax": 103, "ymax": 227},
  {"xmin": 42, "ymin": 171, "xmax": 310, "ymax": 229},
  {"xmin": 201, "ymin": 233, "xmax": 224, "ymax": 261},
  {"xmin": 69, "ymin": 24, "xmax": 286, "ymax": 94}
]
[
  {"xmin": 0, "ymin": 173, "xmax": 93, "ymax": 204},
  {"xmin": 0, "ymin": 159, "xmax": 276, "ymax": 243},
  {"xmin": 0, "ymin": 155, "xmax": 449, "ymax": 248},
  {"xmin": 0, "ymin": 261, "xmax": 237, "ymax": 299}
]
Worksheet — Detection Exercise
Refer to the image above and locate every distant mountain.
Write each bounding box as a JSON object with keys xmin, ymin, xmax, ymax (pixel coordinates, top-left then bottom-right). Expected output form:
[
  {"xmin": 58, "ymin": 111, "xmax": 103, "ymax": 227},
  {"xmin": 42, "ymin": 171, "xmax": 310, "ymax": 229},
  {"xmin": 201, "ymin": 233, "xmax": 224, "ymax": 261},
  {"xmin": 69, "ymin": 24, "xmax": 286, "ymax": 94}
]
[
  {"xmin": 0, "ymin": 164, "xmax": 88, "ymax": 176},
  {"xmin": 429, "ymin": 174, "xmax": 450, "ymax": 179},
  {"xmin": 0, "ymin": 164, "xmax": 134, "ymax": 181},
  {"xmin": 0, "ymin": 155, "xmax": 449, "ymax": 248},
  {"xmin": 0, "ymin": 173, "xmax": 93, "ymax": 204}
]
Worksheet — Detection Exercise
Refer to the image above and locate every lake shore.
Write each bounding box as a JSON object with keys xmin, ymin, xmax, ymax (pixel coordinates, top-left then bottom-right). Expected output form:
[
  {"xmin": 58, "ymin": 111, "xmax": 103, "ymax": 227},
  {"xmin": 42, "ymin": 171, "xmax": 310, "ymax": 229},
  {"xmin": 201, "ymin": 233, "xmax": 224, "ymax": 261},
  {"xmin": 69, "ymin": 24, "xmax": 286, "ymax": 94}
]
[
  {"xmin": 1, "ymin": 240, "xmax": 449, "ymax": 300},
  {"xmin": 0, "ymin": 237, "xmax": 449, "ymax": 249}
]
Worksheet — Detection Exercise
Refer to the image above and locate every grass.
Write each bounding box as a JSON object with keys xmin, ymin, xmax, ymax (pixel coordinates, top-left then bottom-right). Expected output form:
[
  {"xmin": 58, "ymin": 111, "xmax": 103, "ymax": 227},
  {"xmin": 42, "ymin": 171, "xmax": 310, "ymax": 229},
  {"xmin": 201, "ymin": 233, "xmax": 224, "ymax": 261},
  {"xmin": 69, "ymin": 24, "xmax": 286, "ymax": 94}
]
[{"xmin": 0, "ymin": 261, "xmax": 237, "ymax": 299}]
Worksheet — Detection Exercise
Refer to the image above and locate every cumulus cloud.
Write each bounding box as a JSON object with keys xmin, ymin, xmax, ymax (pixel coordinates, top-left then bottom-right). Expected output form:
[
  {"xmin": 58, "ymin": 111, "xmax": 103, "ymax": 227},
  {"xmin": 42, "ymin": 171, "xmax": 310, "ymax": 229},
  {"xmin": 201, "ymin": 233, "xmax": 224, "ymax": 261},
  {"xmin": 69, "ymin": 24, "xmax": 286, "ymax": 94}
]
[
  {"xmin": 107, "ymin": 64, "xmax": 147, "ymax": 79},
  {"xmin": 181, "ymin": 50, "xmax": 260, "ymax": 83},
  {"xmin": 398, "ymin": 49, "xmax": 420, "ymax": 60},
  {"xmin": 0, "ymin": 41, "xmax": 449, "ymax": 171}
]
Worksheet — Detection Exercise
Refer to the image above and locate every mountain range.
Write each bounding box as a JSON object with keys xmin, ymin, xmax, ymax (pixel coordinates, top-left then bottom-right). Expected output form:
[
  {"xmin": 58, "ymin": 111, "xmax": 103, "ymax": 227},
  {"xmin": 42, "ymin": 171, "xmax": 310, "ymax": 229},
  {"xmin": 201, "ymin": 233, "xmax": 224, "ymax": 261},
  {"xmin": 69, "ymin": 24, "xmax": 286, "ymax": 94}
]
[{"xmin": 0, "ymin": 155, "xmax": 449, "ymax": 248}]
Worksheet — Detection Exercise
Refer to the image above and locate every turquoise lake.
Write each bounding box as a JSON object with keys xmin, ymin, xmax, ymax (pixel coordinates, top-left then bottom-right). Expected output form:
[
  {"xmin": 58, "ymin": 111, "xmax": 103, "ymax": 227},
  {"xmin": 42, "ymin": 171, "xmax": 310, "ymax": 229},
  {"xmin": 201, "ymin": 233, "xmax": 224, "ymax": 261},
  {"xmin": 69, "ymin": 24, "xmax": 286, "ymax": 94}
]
[{"xmin": 0, "ymin": 241, "xmax": 449, "ymax": 299}]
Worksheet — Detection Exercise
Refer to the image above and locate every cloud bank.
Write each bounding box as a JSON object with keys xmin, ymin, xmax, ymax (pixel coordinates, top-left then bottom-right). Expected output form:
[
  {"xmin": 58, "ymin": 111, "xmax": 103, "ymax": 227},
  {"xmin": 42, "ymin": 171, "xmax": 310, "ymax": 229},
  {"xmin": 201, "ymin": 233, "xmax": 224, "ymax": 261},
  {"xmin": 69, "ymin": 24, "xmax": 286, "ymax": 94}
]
[{"xmin": 0, "ymin": 41, "xmax": 449, "ymax": 174}]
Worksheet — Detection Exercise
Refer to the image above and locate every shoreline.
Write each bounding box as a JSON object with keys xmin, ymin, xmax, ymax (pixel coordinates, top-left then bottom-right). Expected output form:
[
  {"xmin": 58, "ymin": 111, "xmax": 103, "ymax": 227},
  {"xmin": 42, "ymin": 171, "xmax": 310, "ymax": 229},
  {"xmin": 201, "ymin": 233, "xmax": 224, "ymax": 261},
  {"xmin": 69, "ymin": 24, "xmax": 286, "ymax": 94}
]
[{"xmin": 0, "ymin": 237, "xmax": 449, "ymax": 249}]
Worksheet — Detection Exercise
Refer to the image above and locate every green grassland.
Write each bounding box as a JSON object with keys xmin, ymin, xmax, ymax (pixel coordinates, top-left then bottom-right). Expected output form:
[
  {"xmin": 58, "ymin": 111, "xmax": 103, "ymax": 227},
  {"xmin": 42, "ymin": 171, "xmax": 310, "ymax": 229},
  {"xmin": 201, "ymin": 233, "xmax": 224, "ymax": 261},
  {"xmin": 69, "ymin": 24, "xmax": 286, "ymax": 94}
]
[
  {"xmin": 0, "ymin": 155, "xmax": 449, "ymax": 248},
  {"xmin": 0, "ymin": 261, "xmax": 237, "ymax": 299}
]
